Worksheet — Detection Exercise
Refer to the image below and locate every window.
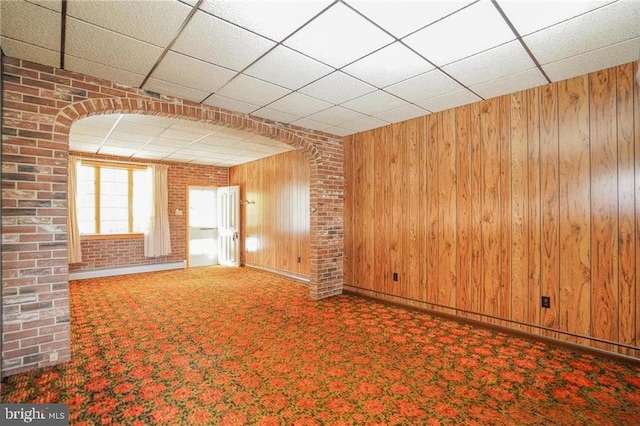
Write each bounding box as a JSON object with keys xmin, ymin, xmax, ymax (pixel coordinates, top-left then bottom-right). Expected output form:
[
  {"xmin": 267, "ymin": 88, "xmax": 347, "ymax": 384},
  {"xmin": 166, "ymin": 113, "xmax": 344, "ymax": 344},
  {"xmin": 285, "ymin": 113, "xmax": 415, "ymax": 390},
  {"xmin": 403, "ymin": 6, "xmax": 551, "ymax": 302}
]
[{"xmin": 77, "ymin": 161, "xmax": 152, "ymax": 235}]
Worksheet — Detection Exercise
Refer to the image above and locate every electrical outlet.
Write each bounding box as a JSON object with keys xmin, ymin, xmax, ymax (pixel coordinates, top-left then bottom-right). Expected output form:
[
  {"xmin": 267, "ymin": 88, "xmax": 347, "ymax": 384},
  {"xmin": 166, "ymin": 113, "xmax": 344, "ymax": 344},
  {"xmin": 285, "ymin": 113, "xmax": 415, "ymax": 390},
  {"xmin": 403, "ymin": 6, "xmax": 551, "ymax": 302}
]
[
  {"xmin": 393, "ymin": 272, "xmax": 398, "ymax": 282},
  {"xmin": 541, "ymin": 296, "xmax": 551, "ymax": 309},
  {"xmin": 49, "ymin": 351, "xmax": 58, "ymax": 362}
]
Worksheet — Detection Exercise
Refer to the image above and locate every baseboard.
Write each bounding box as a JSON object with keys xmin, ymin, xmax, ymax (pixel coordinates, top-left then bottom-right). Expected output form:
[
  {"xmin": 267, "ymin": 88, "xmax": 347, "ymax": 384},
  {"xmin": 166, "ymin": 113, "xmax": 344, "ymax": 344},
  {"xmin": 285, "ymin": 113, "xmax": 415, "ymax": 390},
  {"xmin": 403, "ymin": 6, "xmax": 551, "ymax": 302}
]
[
  {"xmin": 244, "ymin": 263, "xmax": 310, "ymax": 283},
  {"xmin": 69, "ymin": 261, "xmax": 186, "ymax": 280},
  {"xmin": 344, "ymin": 285, "xmax": 640, "ymax": 367}
]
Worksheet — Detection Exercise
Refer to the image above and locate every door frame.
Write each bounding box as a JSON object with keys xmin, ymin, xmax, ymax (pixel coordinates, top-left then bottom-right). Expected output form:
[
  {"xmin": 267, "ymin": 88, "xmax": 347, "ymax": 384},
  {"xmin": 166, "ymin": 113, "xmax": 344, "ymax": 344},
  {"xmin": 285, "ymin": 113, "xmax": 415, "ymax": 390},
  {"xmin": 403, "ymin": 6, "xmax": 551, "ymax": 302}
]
[{"xmin": 186, "ymin": 183, "xmax": 218, "ymax": 268}]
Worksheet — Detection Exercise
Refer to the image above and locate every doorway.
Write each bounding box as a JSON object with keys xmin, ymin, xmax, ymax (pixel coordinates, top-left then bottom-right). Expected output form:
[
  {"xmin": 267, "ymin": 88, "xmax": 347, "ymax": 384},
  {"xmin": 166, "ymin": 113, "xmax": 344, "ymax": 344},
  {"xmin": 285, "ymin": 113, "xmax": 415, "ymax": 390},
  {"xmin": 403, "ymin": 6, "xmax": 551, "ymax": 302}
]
[
  {"xmin": 187, "ymin": 186, "xmax": 218, "ymax": 267},
  {"xmin": 187, "ymin": 185, "xmax": 241, "ymax": 268}
]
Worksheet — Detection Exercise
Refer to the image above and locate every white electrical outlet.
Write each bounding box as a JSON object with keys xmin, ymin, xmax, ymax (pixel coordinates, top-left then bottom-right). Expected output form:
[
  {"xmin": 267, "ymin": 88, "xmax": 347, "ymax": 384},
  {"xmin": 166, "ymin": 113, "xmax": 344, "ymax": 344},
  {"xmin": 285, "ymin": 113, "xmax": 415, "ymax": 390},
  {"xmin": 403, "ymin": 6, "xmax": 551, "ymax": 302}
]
[{"xmin": 49, "ymin": 351, "xmax": 59, "ymax": 362}]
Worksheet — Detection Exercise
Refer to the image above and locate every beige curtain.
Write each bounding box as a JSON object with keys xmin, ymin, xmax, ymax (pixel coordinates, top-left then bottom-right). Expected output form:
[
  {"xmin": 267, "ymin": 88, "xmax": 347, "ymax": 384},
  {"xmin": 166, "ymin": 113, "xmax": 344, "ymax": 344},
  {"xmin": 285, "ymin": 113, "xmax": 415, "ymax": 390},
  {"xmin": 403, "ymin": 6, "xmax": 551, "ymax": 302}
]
[
  {"xmin": 68, "ymin": 156, "xmax": 82, "ymax": 264},
  {"xmin": 144, "ymin": 164, "xmax": 171, "ymax": 257}
]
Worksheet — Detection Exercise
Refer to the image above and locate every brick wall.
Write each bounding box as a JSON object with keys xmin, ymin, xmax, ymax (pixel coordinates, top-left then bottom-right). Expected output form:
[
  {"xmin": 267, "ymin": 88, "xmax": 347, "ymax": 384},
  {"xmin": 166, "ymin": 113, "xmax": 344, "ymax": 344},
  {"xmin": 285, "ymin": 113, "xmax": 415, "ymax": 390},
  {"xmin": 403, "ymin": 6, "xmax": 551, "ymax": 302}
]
[
  {"xmin": 1, "ymin": 56, "xmax": 344, "ymax": 377},
  {"xmin": 68, "ymin": 152, "xmax": 228, "ymax": 272}
]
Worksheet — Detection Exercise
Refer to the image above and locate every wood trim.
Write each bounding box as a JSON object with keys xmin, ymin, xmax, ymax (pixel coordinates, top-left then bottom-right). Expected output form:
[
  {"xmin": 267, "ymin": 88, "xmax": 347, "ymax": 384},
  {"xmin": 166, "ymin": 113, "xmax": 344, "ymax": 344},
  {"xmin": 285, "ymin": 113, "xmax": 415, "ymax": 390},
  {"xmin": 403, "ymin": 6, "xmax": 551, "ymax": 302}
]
[
  {"xmin": 81, "ymin": 233, "xmax": 144, "ymax": 240},
  {"xmin": 343, "ymin": 287, "xmax": 640, "ymax": 368}
]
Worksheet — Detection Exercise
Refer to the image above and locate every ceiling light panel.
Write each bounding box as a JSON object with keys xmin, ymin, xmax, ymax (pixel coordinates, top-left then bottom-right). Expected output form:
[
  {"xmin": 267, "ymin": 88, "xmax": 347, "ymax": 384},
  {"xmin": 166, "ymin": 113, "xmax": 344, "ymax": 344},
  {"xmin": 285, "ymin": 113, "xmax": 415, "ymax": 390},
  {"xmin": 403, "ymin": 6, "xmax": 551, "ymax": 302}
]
[
  {"xmin": 542, "ymin": 36, "xmax": 640, "ymax": 82},
  {"xmin": 64, "ymin": 56, "xmax": 146, "ymax": 88},
  {"xmin": 443, "ymin": 40, "xmax": 535, "ymax": 87},
  {"xmin": 342, "ymin": 42, "xmax": 434, "ymax": 88},
  {"xmin": 144, "ymin": 78, "xmax": 210, "ymax": 103},
  {"xmin": 0, "ymin": 1, "xmax": 60, "ymax": 51},
  {"xmin": 151, "ymin": 51, "xmax": 237, "ymax": 93},
  {"xmin": 172, "ymin": 11, "xmax": 276, "ymax": 71},
  {"xmin": 298, "ymin": 71, "xmax": 376, "ymax": 105},
  {"xmin": 346, "ymin": 0, "xmax": 473, "ymax": 38},
  {"xmin": 524, "ymin": 0, "xmax": 640, "ymax": 66},
  {"xmin": 470, "ymin": 68, "xmax": 547, "ymax": 99},
  {"xmin": 200, "ymin": 0, "xmax": 332, "ymax": 42},
  {"xmin": 497, "ymin": 0, "xmax": 616, "ymax": 36},
  {"xmin": 216, "ymin": 74, "xmax": 291, "ymax": 106},
  {"xmin": 416, "ymin": 89, "xmax": 482, "ymax": 113},
  {"xmin": 403, "ymin": 0, "xmax": 515, "ymax": 66},
  {"xmin": 243, "ymin": 45, "xmax": 334, "ymax": 90},
  {"xmin": 341, "ymin": 90, "xmax": 409, "ymax": 116},
  {"xmin": 283, "ymin": 2, "xmax": 394, "ymax": 68},
  {"xmin": 66, "ymin": 18, "xmax": 163, "ymax": 75},
  {"xmin": 385, "ymin": 69, "xmax": 461, "ymax": 103},
  {"xmin": 267, "ymin": 92, "xmax": 332, "ymax": 117},
  {"xmin": 203, "ymin": 94, "xmax": 261, "ymax": 115},
  {"xmin": 66, "ymin": 0, "xmax": 191, "ymax": 47}
]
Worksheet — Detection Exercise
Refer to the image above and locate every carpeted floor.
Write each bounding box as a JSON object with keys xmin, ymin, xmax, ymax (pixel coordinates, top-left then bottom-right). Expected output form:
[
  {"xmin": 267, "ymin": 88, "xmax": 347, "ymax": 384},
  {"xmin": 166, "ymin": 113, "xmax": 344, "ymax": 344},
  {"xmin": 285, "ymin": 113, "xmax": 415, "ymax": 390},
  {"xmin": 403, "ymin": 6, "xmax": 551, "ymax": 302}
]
[{"xmin": 2, "ymin": 266, "xmax": 640, "ymax": 425}]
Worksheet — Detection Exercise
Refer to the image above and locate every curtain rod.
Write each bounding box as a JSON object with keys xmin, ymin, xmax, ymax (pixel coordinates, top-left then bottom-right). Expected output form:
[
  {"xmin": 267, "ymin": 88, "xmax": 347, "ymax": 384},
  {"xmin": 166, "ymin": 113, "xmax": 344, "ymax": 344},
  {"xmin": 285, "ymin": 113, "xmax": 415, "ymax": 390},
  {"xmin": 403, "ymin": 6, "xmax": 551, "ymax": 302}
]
[{"xmin": 70, "ymin": 153, "xmax": 169, "ymax": 169}]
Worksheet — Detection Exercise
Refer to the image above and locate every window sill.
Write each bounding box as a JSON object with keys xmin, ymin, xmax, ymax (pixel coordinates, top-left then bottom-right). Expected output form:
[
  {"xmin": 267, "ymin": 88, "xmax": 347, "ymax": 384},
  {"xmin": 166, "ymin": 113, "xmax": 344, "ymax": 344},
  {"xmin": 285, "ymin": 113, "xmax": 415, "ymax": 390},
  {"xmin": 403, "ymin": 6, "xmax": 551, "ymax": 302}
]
[{"xmin": 81, "ymin": 233, "xmax": 144, "ymax": 240}]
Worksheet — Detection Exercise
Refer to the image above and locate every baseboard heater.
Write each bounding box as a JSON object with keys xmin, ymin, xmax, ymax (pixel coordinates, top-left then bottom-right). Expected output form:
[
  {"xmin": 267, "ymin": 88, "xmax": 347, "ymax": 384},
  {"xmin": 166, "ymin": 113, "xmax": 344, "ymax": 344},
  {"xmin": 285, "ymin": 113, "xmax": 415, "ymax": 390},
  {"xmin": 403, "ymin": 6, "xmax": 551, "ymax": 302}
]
[{"xmin": 69, "ymin": 260, "xmax": 186, "ymax": 280}]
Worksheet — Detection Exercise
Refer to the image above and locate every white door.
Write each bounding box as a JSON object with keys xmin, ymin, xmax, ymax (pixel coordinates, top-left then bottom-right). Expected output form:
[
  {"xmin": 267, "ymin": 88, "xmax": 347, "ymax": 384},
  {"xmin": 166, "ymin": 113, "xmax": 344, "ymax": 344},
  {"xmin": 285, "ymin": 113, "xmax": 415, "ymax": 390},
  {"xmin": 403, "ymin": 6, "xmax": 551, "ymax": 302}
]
[
  {"xmin": 217, "ymin": 185, "xmax": 240, "ymax": 266},
  {"xmin": 188, "ymin": 186, "xmax": 218, "ymax": 267}
]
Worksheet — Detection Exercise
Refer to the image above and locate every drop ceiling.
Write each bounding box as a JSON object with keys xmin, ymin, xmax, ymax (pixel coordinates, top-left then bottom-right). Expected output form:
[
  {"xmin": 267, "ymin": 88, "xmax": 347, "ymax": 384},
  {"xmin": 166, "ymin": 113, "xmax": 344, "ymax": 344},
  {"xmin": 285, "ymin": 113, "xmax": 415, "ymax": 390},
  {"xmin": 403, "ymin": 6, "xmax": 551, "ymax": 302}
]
[{"xmin": 2, "ymin": 0, "xmax": 639, "ymax": 166}]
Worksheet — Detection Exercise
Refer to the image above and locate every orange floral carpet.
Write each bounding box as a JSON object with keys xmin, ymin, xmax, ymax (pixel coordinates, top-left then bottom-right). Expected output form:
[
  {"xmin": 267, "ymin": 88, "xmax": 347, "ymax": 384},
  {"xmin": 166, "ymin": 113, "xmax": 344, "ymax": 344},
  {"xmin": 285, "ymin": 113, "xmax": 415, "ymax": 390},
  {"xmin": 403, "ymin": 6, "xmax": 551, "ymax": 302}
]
[{"xmin": 2, "ymin": 266, "xmax": 640, "ymax": 425}]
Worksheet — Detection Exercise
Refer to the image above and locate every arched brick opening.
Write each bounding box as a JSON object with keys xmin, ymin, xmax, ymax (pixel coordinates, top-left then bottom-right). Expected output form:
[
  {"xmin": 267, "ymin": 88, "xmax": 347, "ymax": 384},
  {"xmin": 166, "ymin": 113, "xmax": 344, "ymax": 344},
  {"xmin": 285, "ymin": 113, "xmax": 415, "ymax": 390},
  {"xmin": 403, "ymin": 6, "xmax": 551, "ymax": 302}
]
[
  {"xmin": 55, "ymin": 97, "xmax": 340, "ymax": 300},
  {"xmin": 2, "ymin": 57, "xmax": 342, "ymax": 376}
]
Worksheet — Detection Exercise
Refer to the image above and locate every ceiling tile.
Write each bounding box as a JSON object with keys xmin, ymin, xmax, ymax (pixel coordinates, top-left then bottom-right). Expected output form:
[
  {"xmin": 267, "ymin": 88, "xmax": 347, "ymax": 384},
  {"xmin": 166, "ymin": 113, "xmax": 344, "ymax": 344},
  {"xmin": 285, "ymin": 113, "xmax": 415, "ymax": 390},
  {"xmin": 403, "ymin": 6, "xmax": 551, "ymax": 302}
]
[
  {"xmin": 144, "ymin": 78, "xmax": 210, "ymax": 103},
  {"xmin": 172, "ymin": 10, "xmax": 276, "ymax": 71},
  {"xmin": 67, "ymin": 0, "xmax": 192, "ymax": 47},
  {"xmin": 120, "ymin": 114, "xmax": 177, "ymax": 128},
  {"xmin": 136, "ymin": 144, "xmax": 178, "ymax": 154},
  {"xmin": 497, "ymin": 0, "xmax": 616, "ymax": 36},
  {"xmin": 542, "ymin": 36, "xmax": 640, "ymax": 83},
  {"xmin": 159, "ymin": 128, "xmax": 207, "ymax": 141},
  {"xmin": 151, "ymin": 51, "xmax": 237, "ymax": 93},
  {"xmin": 200, "ymin": 0, "xmax": 332, "ymax": 42},
  {"xmin": 216, "ymin": 74, "xmax": 291, "ymax": 106},
  {"xmin": 416, "ymin": 89, "xmax": 482, "ymax": 113},
  {"xmin": 524, "ymin": 0, "xmax": 640, "ymax": 65},
  {"xmin": 341, "ymin": 116, "xmax": 389, "ymax": 133},
  {"xmin": 66, "ymin": 18, "xmax": 163, "ymax": 75},
  {"xmin": 341, "ymin": 90, "xmax": 409, "ymax": 116},
  {"xmin": 298, "ymin": 71, "xmax": 376, "ymax": 105},
  {"xmin": 133, "ymin": 151, "xmax": 170, "ymax": 160},
  {"xmin": 243, "ymin": 45, "xmax": 334, "ymax": 90},
  {"xmin": 373, "ymin": 104, "xmax": 430, "ymax": 123},
  {"xmin": 385, "ymin": 69, "xmax": 462, "ymax": 103},
  {"xmin": 443, "ymin": 40, "xmax": 535, "ymax": 87},
  {"xmin": 267, "ymin": 92, "xmax": 332, "ymax": 117},
  {"xmin": 152, "ymin": 137, "xmax": 195, "ymax": 148},
  {"xmin": 283, "ymin": 2, "xmax": 394, "ymax": 68},
  {"xmin": 1, "ymin": 38, "xmax": 59, "ymax": 68},
  {"xmin": 251, "ymin": 108, "xmax": 301, "ymax": 124},
  {"xmin": 290, "ymin": 117, "xmax": 332, "ymax": 132},
  {"xmin": 69, "ymin": 142, "xmax": 101, "ymax": 153},
  {"xmin": 347, "ymin": 0, "xmax": 473, "ymax": 38},
  {"xmin": 109, "ymin": 131, "xmax": 154, "ymax": 144},
  {"xmin": 26, "ymin": 0, "xmax": 62, "ymax": 13},
  {"xmin": 203, "ymin": 94, "xmax": 260, "ymax": 115},
  {"xmin": 322, "ymin": 126, "xmax": 353, "ymax": 137},
  {"xmin": 470, "ymin": 68, "xmax": 547, "ymax": 99},
  {"xmin": 306, "ymin": 106, "xmax": 367, "ymax": 126},
  {"xmin": 65, "ymin": 56, "xmax": 146, "ymax": 88},
  {"xmin": 106, "ymin": 138, "xmax": 147, "ymax": 149},
  {"xmin": 1, "ymin": 0, "xmax": 60, "ymax": 50},
  {"xmin": 342, "ymin": 42, "xmax": 434, "ymax": 88},
  {"xmin": 98, "ymin": 146, "xmax": 138, "ymax": 157},
  {"xmin": 403, "ymin": 0, "xmax": 515, "ymax": 66}
]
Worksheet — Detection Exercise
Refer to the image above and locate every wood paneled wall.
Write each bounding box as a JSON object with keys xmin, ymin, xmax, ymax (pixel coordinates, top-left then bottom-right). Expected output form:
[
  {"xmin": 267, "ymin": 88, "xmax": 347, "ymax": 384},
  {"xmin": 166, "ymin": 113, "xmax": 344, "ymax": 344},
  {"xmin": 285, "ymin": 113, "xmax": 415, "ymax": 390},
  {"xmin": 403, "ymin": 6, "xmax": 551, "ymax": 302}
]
[
  {"xmin": 344, "ymin": 61, "xmax": 639, "ymax": 357},
  {"xmin": 229, "ymin": 149, "xmax": 310, "ymax": 280}
]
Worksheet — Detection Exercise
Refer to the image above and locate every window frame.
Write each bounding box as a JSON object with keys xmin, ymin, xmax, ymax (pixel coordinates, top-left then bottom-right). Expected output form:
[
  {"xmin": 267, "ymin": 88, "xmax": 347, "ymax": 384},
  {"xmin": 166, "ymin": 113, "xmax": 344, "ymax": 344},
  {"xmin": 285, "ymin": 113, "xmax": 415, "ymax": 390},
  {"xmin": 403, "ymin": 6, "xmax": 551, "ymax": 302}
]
[{"xmin": 79, "ymin": 160, "xmax": 148, "ymax": 239}]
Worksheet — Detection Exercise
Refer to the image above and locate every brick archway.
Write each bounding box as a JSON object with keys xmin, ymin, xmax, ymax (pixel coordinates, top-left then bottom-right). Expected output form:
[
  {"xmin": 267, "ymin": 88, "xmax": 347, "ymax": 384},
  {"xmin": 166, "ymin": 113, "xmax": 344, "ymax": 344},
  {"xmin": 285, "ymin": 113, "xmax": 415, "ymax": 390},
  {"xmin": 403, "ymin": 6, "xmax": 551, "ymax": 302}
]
[
  {"xmin": 2, "ymin": 57, "xmax": 343, "ymax": 376},
  {"xmin": 55, "ymin": 97, "xmax": 342, "ymax": 301}
]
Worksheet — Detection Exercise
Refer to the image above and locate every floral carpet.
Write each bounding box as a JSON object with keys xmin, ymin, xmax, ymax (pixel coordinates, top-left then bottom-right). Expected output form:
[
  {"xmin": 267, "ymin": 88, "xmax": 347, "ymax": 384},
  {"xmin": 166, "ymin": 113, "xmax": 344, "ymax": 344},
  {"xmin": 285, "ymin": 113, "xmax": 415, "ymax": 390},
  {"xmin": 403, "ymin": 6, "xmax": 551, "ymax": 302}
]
[{"xmin": 2, "ymin": 266, "xmax": 640, "ymax": 425}]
